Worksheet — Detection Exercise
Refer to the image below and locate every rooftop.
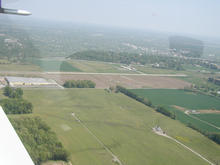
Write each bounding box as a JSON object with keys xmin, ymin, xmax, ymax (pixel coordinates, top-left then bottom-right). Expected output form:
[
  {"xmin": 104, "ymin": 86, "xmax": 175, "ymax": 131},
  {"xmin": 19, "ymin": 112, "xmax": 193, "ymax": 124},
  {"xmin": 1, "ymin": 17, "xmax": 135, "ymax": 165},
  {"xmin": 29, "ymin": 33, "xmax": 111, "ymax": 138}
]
[{"xmin": 5, "ymin": 76, "xmax": 49, "ymax": 84}]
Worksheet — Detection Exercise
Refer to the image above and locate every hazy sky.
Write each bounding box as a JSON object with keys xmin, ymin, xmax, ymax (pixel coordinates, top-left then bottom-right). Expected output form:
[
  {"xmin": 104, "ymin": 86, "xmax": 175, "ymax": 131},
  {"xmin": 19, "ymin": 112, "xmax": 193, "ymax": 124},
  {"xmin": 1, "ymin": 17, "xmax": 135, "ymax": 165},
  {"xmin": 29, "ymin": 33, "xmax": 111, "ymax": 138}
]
[{"xmin": 3, "ymin": 0, "xmax": 220, "ymax": 37}]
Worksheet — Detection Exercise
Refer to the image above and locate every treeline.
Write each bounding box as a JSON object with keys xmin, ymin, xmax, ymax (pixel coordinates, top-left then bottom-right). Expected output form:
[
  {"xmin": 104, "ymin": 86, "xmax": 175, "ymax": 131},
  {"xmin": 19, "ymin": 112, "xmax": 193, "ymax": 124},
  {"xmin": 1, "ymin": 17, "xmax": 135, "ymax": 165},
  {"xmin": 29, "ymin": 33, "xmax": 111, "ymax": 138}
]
[
  {"xmin": 187, "ymin": 123, "xmax": 220, "ymax": 145},
  {"xmin": 169, "ymin": 36, "xmax": 204, "ymax": 58},
  {"xmin": 0, "ymin": 99, "xmax": 33, "ymax": 114},
  {"xmin": 68, "ymin": 50, "xmax": 184, "ymax": 70},
  {"xmin": 115, "ymin": 86, "xmax": 175, "ymax": 119},
  {"xmin": 63, "ymin": 80, "xmax": 96, "ymax": 88},
  {"xmin": 156, "ymin": 106, "xmax": 175, "ymax": 119},
  {"xmin": 10, "ymin": 117, "xmax": 69, "ymax": 165},
  {"xmin": 116, "ymin": 86, "xmax": 152, "ymax": 106},
  {"xmin": 0, "ymin": 86, "xmax": 33, "ymax": 114}
]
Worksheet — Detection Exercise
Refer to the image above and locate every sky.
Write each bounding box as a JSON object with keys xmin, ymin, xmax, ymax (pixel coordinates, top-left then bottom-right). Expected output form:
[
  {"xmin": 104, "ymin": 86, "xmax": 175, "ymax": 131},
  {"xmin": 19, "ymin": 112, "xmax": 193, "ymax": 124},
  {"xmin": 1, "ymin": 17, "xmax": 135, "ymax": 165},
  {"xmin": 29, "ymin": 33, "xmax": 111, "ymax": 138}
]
[{"xmin": 3, "ymin": 0, "xmax": 220, "ymax": 37}]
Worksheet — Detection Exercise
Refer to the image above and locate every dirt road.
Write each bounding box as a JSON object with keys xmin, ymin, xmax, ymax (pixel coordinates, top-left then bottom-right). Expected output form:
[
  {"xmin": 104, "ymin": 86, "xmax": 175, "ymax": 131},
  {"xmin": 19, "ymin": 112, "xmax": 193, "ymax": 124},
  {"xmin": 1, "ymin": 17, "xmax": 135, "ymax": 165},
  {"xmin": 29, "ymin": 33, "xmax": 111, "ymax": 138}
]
[
  {"xmin": 71, "ymin": 113, "xmax": 123, "ymax": 165},
  {"xmin": 153, "ymin": 127, "xmax": 214, "ymax": 165}
]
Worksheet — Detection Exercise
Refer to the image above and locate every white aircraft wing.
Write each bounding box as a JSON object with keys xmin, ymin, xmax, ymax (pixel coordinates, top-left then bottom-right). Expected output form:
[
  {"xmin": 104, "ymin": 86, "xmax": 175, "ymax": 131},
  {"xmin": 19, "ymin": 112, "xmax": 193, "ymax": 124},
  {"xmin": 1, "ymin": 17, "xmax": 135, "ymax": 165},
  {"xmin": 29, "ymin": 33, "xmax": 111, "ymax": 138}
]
[
  {"xmin": 0, "ymin": 106, "xmax": 34, "ymax": 165},
  {"xmin": 0, "ymin": 0, "xmax": 31, "ymax": 15}
]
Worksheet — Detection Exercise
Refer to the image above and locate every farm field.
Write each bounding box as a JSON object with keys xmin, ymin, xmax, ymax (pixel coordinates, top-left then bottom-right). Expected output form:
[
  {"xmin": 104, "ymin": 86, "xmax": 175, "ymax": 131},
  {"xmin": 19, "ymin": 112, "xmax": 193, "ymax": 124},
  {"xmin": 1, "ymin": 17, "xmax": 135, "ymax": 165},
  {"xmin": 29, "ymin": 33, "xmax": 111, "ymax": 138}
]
[
  {"xmin": 0, "ymin": 63, "xmax": 41, "ymax": 72},
  {"xmin": 30, "ymin": 59, "xmax": 81, "ymax": 72},
  {"xmin": 7, "ymin": 89, "xmax": 220, "ymax": 165},
  {"xmin": 131, "ymin": 89, "xmax": 220, "ymax": 110},
  {"xmin": 131, "ymin": 89, "xmax": 220, "ymax": 133},
  {"xmin": 45, "ymin": 74, "xmax": 190, "ymax": 89},
  {"xmin": 192, "ymin": 114, "xmax": 220, "ymax": 128}
]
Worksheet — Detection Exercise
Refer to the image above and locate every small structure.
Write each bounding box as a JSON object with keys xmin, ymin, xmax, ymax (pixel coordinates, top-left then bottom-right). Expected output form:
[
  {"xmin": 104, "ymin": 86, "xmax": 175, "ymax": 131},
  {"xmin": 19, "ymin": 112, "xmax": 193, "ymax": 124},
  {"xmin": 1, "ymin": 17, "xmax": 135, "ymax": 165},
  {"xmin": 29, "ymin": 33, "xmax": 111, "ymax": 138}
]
[{"xmin": 153, "ymin": 126, "xmax": 165, "ymax": 135}]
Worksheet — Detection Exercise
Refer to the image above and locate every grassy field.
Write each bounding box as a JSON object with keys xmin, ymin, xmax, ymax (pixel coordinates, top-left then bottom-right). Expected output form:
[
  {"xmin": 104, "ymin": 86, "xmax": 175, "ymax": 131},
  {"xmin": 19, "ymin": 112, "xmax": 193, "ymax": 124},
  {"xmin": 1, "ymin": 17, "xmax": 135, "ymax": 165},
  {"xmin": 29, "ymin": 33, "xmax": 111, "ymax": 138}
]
[
  {"xmin": 131, "ymin": 89, "xmax": 220, "ymax": 133},
  {"xmin": 31, "ymin": 59, "xmax": 81, "ymax": 72},
  {"xmin": 133, "ymin": 65, "xmax": 182, "ymax": 74},
  {"xmin": 0, "ymin": 64, "xmax": 41, "ymax": 71},
  {"xmin": 6, "ymin": 89, "xmax": 220, "ymax": 165},
  {"xmin": 68, "ymin": 60, "xmax": 136, "ymax": 73}
]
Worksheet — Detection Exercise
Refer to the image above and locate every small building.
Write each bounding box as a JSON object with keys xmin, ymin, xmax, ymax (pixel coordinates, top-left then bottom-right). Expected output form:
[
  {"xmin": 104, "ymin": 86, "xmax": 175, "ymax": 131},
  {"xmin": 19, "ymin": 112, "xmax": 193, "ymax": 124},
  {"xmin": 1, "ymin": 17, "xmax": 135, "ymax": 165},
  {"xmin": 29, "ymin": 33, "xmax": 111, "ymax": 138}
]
[{"xmin": 5, "ymin": 76, "xmax": 57, "ymax": 87}]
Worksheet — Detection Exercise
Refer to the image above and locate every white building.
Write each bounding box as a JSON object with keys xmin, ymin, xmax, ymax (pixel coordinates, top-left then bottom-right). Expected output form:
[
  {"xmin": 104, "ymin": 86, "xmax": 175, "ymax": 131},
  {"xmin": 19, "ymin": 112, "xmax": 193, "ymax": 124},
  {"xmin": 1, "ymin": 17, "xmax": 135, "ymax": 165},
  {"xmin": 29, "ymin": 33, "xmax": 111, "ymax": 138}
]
[{"xmin": 5, "ymin": 76, "xmax": 56, "ymax": 87}]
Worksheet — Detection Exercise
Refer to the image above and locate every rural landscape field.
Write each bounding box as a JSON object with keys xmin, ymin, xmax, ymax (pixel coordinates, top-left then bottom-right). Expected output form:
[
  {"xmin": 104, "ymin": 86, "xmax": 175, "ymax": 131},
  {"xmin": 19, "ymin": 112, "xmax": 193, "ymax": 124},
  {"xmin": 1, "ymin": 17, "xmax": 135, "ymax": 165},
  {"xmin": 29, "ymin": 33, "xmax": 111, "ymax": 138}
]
[{"xmin": 5, "ymin": 89, "xmax": 220, "ymax": 165}]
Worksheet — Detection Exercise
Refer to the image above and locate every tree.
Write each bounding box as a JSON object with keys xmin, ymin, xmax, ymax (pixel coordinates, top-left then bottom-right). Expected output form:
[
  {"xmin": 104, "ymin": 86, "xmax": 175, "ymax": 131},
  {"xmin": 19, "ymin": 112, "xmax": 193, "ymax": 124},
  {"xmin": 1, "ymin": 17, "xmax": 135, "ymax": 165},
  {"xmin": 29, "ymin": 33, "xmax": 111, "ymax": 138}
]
[
  {"xmin": 63, "ymin": 80, "xmax": 96, "ymax": 88},
  {"xmin": 3, "ymin": 86, "xmax": 23, "ymax": 99},
  {"xmin": 3, "ymin": 86, "xmax": 13, "ymax": 97}
]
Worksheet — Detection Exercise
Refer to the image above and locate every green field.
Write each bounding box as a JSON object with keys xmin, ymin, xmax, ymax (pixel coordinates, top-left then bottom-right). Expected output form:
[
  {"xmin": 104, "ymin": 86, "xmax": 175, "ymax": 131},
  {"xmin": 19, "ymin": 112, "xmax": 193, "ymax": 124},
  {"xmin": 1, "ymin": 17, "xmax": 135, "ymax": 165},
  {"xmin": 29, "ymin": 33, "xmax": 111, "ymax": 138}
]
[
  {"xmin": 31, "ymin": 59, "xmax": 81, "ymax": 72},
  {"xmin": 193, "ymin": 114, "xmax": 220, "ymax": 127},
  {"xmin": 133, "ymin": 65, "xmax": 181, "ymax": 74},
  {"xmin": 131, "ymin": 89, "xmax": 220, "ymax": 133},
  {"xmin": 6, "ymin": 89, "xmax": 220, "ymax": 165},
  {"xmin": 131, "ymin": 89, "xmax": 220, "ymax": 110},
  {"xmin": 0, "ymin": 64, "xmax": 41, "ymax": 71}
]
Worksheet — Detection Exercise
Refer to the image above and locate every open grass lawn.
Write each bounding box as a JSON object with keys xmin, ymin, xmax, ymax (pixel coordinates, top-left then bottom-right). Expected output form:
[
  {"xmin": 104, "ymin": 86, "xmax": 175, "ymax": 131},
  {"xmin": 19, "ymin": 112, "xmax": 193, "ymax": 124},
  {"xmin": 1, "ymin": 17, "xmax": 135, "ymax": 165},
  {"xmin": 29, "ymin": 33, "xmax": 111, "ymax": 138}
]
[
  {"xmin": 131, "ymin": 89, "xmax": 220, "ymax": 133},
  {"xmin": 31, "ymin": 59, "xmax": 81, "ymax": 72},
  {"xmin": 133, "ymin": 65, "xmax": 181, "ymax": 74},
  {"xmin": 0, "ymin": 64, "xmax": 41, "ymax": 71},
  {"xmin": 7, "ymin": 89, "xmax": 220, "ymax": 165}
]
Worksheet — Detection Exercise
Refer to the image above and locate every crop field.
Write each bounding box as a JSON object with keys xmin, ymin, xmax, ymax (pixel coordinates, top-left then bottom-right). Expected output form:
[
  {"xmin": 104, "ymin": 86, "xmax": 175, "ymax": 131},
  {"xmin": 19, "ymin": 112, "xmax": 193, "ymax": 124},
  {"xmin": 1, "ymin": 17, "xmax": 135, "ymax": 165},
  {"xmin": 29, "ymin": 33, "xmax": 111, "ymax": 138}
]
[
  {"xmin": 31, "ymin": 59, "xmax": 81, "ymax": 72},
  {"xmin": 192, "ymin": 114, "xmax": 220, "ymax": 128},
  {"xmin": 131, "ymin": 89, "xmax": 220, "ymax": 110},
  {"xmin": 45, "ymin": 74, "xmax": 190, "ymax": 89},
  {"xmin": 7, "ymin": 89, "xmax": 220, "ymax": 165},
  {"xmin": 131, "ymin": 89, "xmax": 220, "ymax": 133}
]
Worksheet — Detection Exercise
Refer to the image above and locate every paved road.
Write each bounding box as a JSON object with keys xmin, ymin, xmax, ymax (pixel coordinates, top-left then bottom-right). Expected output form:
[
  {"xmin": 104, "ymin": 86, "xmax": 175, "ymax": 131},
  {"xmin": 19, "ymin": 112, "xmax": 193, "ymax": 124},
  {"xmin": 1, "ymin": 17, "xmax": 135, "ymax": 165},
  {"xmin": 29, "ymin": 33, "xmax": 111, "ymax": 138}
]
[
  {"xmin": 0, "ymin": 71, "xmax": 187, "ymax": 77},
  {"xmin": 46, "ymin": 72, "xmax": 187, "ymax": 77}
]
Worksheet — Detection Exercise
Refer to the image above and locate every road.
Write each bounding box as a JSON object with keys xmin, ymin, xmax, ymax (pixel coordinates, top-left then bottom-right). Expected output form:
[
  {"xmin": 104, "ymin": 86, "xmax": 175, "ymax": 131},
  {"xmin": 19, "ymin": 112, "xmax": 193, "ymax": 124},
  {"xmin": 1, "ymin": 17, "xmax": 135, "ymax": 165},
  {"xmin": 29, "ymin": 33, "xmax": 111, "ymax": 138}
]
[{"xmin": 0, "ymin": 71, "xmax": 187, "ymax": 77}]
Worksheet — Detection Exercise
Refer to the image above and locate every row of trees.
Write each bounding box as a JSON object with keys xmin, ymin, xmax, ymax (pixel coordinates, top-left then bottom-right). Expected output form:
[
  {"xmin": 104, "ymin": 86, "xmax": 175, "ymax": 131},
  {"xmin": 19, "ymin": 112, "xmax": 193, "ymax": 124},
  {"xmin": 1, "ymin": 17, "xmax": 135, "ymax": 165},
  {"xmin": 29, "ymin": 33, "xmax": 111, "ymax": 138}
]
[
  {"xmin": 116, "ymin": 86, "xmax": 152, "ymax": 107},
  {"xmin": 10, "ymin": 117, "xmax": 69, "ymax": 165},
  {"xmin": 187, "ymin": 123, "xmax": 220, "ymax": 145},
  {"xmin": 64, "ymin": 80, "xmax": 96, "ymax": 88},
  {"xmin": 1, "ymin": 86, "xmax": 33, "ymax": 114},
  {"xmin": 115, "ymin": 86, "xmax": 175, "ymax": 119},
  {"xmin": 156, "ymin": 106, "xmax": 176, "ymax": 119}
]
